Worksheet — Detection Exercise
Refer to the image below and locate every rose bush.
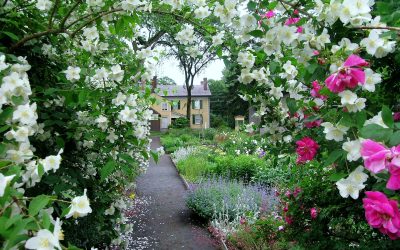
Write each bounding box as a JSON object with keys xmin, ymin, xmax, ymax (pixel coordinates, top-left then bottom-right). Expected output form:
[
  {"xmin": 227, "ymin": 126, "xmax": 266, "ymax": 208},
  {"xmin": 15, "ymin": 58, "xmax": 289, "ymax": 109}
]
[
  {"xmin": 2, "ymin": 0, "xmax": 400, "ymax": 248},
  {"xmin": 224, "ymin": 0, "xmax": 400, "ymax": 247}
]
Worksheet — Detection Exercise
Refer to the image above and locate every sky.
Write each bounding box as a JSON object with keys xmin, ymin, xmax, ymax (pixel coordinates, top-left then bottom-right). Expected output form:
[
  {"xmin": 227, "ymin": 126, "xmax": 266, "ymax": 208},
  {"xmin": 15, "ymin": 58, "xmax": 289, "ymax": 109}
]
[{"xmin": 155, "ymin": 57, "xmax": 225, "ymax": 85}]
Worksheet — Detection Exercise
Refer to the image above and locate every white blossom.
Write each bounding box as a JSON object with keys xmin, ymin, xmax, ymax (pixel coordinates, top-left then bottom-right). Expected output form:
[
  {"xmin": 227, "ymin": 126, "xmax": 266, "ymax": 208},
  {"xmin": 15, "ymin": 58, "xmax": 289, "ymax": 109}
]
[{"xmin": 65, "ymin": 189, "xmax": 92, "ymax": 219}]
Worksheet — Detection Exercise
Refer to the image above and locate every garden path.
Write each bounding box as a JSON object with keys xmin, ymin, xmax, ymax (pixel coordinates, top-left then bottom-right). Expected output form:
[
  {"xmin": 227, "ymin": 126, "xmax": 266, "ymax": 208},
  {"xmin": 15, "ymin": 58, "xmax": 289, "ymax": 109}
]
[{"xmin": 127, "ymin": 137, "xmax": 220, "ymax": 250}]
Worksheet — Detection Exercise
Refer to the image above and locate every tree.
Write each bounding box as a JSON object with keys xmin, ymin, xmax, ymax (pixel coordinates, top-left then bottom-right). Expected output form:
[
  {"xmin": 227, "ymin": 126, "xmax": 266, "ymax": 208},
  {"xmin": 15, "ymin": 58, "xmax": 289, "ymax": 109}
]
[
  {"xmin": 158, "ymin": 76, "xmax": 176, "ymax": 85},
  {"xmin": 155, "ymin": 36, "xmax": 216, "ymax": 120}
]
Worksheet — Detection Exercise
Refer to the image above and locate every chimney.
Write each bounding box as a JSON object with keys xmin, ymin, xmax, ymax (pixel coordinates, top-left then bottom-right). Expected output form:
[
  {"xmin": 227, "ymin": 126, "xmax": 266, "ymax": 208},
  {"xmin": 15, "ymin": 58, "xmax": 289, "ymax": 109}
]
[
  {"xmin": 151, "ymin": 76, "xmax": 157, "ymax": 92},
  {"xmin": 203, "ymin": 77, "xmax": 208, "ymax": 90}
]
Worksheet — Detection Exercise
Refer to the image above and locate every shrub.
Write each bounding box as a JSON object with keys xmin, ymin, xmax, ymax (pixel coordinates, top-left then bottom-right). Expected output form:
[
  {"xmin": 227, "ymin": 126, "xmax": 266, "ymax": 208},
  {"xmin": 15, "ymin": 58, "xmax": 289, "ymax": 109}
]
[
  {"xmin": 186, "ymin": 177, "xmax": 277, "ymax": 221},
  {"xmin": 160, "ymin": 136, "xmax": 183, "ymax": 153},
  {"xmin": 170, "ymin": 117, "xmax": 190, "ymax": 128},
  {"xmin": 212, "ymin": 154, "xmax": 265, "ymax": 181},
  {"xmin": 171, "ymin": 146, "xmax": 198, "ymax": 163},
  {"xmin": 252, "ymin": 154, "xmax": 296, "ymax": 187},
  {"xmin": 176, "ymin": 155, "xmax": 215, "ymax": 182}
]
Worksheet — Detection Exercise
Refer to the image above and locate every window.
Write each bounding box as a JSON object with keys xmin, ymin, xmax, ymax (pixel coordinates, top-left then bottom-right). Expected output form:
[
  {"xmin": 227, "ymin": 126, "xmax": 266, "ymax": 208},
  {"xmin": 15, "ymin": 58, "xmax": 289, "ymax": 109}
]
[
  {"xmin": 161, "ymin": 102, "xmax": 168, "ymax": 111},
  {"xmin": 150, "ymin": 114, "xmax": 159, "ymax": 120},
  {"xmin": 172, "ymin": 100, "xmax": 180, "ymax": 110},
  {"xmin": 192, "ymin": 114, "xmax": 203, "ymax": 125},
  {"xmin": 192, "ymin": 100, "xmax": 202, "ymax": 110}
]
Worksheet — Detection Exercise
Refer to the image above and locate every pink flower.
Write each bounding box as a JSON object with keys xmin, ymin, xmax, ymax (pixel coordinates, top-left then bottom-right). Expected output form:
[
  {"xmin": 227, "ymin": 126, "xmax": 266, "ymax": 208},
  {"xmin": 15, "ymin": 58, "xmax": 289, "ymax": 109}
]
[
  {"xmin": 240, "ymin": 217, "xmax": 247, "ymax": 225},
  {"xmin": 310, "ymin": 207, "xmax": 318, "ymax": 219},
  {"xmin": 361, "ymin": 139, "xmax": 400, "ymax": 171},
  {"xmin": 293, "ymin": 9, "xmax": 299, "ymax": 15},
  {"xmin": 296, "ymin": 26, "xmax": 303, "ymax": 33},
  {"xmin": 394, "ymin": 112, "xmax": 400, "ymax": 122},
  {"xmin": 363, "ymin": 191, "xmax": 400, "ymax": 240},
  {"xmin": 265, "ymin": 10, "xmax": 275, "ymax": 19},
  {"xmin": 310, "ymin": 80, "xmax": 327, "ymax": 100},
  {"xmin": 293, "ymin": 187, "xmax": 301, "ymax": 197},
  {"xmin": 362, "ymin": 140, "xmax": 400, "ymax": 190},
  {"xmin": 285, "ymin": 17, "xmax": 300, "ymax": 26},
  {"xmin": 313, "ymin": 50, "xmax": 320, "ymax": 56},
  {"xmin": 325, "ymin": 54, "xmax": 368, "ymax": 93},
  {"xmin": 285, "ymin": 190, "xmax": 291, "ymax": 198},
  {"xmin": 361, "ymin": 139, "xmax": 391, "ymax": 174},
  {"xmin": 388, "ymin": 165, "xmax": 400, "ymax": 190},
  {"xmin": 296, "ymin": 137, "xmax": 319, "ymax": 164},
  {"xmin": 285, "ymin": 216, "xmax": 293, "ymax": 225},
  {"xmin": 305, "ymin": 119, "xmax": 322, "ymax": 128}
]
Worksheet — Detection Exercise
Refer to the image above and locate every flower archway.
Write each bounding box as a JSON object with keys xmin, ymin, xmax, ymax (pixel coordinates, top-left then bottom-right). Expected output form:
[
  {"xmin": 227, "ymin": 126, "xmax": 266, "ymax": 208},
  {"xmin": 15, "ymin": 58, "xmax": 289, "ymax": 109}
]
[{"xmin": 1, "ymin": 0, "xmax": 400, "ymax": 248}]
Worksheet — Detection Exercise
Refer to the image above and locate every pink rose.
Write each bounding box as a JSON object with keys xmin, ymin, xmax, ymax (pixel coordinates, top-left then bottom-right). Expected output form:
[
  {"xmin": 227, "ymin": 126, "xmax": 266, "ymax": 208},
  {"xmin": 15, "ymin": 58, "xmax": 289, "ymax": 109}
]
[
  {"xmin": 363, "ymin": 191, "xmax": 400, "ymax": 240},
  {"xmin": 296, "ymin": 137, "xmax": 319, "ymax": 164},
  {"xmin": 285, "ymin": 17, "xmax": 300, "ymax": 25},
  {"xmin": 293, "ymin": 187, "xmax": 301, "ymax": 197},
  {"xmin": 394, "ymin": 112, "xmax": 400, "ymax": 122},
  {"xmin": 310, "ymin": 80, "xmax": 327, "ymax": 100},
  {"xmin": 361, "ymin": 139, "xmax": 391, "ymax": 174},
  {"xmin": 265, "ymin": 10, "xmax": 275, "ymax": 19},
  {"xmin": 310, "ymin": 207, "xmax": 318, "ymax": 219},
  {"xmin": 285, "ymin": 216, "xmax": 293, "ymax": 225},
  {"xmin": 325, "ymin": 54, "xmax": 368, "ymax": 93}
]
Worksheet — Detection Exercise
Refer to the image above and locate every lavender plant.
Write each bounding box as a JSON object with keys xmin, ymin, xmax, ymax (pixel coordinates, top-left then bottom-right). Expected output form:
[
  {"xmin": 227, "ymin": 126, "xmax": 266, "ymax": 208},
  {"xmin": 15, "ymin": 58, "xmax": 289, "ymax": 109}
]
[{"xmin": 186, "ymin": 177, "xmax": 278, "ymax": 221}]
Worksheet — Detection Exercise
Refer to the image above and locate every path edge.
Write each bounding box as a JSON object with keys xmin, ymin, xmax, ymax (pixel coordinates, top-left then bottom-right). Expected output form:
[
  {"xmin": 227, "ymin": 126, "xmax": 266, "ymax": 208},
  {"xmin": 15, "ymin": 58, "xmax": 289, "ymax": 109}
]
[
  {"xmin": 170, "ymin": 155, "xmax": 228, "ymax": 250},
  {"xmin": 170, "ymin": 155, "xmax": 190, "ymax": 190}
]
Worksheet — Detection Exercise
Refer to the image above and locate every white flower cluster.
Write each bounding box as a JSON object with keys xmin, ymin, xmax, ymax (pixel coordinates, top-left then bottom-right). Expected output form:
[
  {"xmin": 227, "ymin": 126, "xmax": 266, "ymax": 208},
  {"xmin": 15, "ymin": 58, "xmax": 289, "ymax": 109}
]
[
  {"xmin": 214, "ymin": 0, "xmax": 239, "ymax": 25},
  {"xmin": 176, "ymin": 24, "xmax": 195, "ymax": 45},
  {"xmin": 336, "ymin": 166, "xmax": 368, "ymax": 199},
  {"xmin": 0, "ymin": 55, "xmax": 63, "ymax": 189},
  {"xmin": 321, "ymin": 122, "xmax": 349, "ymax": 142},
  {"xmin": 114, "ymin": 92, "xmax": 150, "ymax": 140}
]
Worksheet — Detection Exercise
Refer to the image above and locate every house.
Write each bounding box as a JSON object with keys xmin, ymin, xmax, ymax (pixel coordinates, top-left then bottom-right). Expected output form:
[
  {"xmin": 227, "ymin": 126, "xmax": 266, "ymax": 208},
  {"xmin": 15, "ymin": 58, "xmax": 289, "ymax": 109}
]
[{"xmin": 150, "ymin": 77, "xmax": 212, "ymax": 130}]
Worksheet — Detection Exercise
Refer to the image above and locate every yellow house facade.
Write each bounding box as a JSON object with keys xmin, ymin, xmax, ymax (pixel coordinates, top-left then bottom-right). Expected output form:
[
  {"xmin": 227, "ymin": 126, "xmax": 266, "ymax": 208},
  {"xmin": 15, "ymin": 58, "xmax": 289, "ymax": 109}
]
[{"xmin": 150, "ymin": 78, "xmax": 211, "ymax": 130}]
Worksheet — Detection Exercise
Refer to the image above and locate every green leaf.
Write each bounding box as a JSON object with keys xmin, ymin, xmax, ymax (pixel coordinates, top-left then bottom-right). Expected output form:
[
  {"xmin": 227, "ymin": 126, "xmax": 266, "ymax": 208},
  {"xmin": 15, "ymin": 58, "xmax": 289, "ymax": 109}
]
[
  {"xmin": 28, "ymin": 195, "xmax": 50, "ymax": 216},
  {"xmin": 248, "ymin": 30, "xmax": 264, "ymax": 38},
  {"xmin": 339, "ymin": 113, "xmax": 354, "ymax": 127},
  {"xmin": 0, "ymin": 107, "xmax": 13, "ymax": 123},
  {"xmin": 360, "ymin": 124, "xmax": 393, "ymax": 142},
  {"xmin": 0, "ymin": 125, "xmax": 10, "ymax": 133},
  {"xmin": 268, "ymin": 1, "xmax": 278, "ymax": 9},
  {"xmin": 42, "ymin": 212, "xmax": 51, "ymax": 229},
  {"xmin": 382, "ymin": 105, "xmax": 394, "ymax": 128},
  {"xmin": 355, "ymin": 111, "xmax": 367, "ymax": 129},
  {"xmin": 247, "ymin": 1, "xmax": 257, "ymax": 11},
  {"xmin": 38, "ymin": 163, "xmax": 45, "ymax": 178},
  {"xmin": 324, "ymin": 150, "xmax": 343, "ymax": 167},
  {"xmin": 119, "ymin": 153, "xmax": 136, "ymax": 165},
  {"xmin": 329, "ymin": 172, "xmax": 348, "ymax": 182},
  {"xmin": 1, "ymin": 31, "xmax": 19, "ymax": 41},
  {"xmin": 101, "ymin": 159, "xmax": 116, "ymax": 181},
  {"xmin": 286, "ymin": 98, "xmax": 298, "ymax": 114},
  {"xmin": 0, "ymin": 143, "xmax": 6, "ymax": 156},
  {"xmin": 150, "ymin": 151, "xmax": 159, "ymax": 163},
  {"xmin": 389, "ymin": 131, "xmax": 400, "ymax": 146},
  {"xmin": 56, "ymin": 137, "xmax": 65, "ymax": 148}
]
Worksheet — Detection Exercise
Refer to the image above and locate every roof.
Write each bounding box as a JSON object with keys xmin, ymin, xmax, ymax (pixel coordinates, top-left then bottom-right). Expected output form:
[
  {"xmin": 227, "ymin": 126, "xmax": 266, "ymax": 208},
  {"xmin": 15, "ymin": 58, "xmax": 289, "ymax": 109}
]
[{"xmin": 155, "ymin": 84, "xmax": 211, "ymax": 97}]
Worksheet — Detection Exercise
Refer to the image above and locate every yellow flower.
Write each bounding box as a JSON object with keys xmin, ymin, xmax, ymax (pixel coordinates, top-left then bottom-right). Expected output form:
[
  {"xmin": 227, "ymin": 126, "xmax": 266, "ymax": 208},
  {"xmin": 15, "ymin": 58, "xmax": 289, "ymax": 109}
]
[{"xmin": 129, "ymin": 193, "xmax": 136, "ymax": 200}]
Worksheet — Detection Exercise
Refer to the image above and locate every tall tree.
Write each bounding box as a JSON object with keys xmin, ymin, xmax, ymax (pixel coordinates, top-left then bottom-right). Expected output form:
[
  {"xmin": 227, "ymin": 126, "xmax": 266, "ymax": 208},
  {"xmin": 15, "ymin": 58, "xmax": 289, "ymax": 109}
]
[{"xmin": 156, "ymin": 37, "xmax": 215, "ymax": 120}]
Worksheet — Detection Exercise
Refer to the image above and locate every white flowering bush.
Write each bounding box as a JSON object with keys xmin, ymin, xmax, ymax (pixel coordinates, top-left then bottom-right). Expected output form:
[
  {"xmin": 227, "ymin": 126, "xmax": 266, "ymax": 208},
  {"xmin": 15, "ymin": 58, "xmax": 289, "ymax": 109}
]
[
  {"xmin": 171, "ymin": 146, "xmax": 197, "ymax": 164},
  {"xmin": 1, "ymin": 0, "xmax": 400, "ymax": 248}
]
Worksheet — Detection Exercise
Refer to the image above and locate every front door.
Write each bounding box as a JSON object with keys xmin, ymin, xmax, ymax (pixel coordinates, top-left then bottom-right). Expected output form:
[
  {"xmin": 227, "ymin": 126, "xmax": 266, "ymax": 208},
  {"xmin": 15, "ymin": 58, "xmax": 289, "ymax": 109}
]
[{"xmin": 161, "ymin": 117, "xmax": 169, "ymax": 129}]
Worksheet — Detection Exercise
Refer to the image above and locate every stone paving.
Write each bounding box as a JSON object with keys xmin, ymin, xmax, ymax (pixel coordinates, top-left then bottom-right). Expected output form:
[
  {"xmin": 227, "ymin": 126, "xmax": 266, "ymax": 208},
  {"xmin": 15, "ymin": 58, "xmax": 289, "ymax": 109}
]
[{"xmin": 127, "ymin": 137, "xmax": 220, "ymax": 250}]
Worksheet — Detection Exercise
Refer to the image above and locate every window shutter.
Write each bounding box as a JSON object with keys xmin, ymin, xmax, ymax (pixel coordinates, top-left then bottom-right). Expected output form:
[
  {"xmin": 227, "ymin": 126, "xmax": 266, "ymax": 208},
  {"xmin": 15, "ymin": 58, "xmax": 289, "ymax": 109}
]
[
  {"xmin": 200, "ymin": 114, "xmax": 203, "ymax": 124},
  {"xmin": 178, "ymin": 100, "xmax": 180, "ymax": 109},
  {"xmin": 192, "ymin": 100, "xmax": 195, "ymax": 109},
  {"xmin": 200, "ymin": 100, "xmax": 203, "ymax": 109},
  {"xmin": 192, "ymin": 115, "xmax": 195, "ymax": 124}
]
